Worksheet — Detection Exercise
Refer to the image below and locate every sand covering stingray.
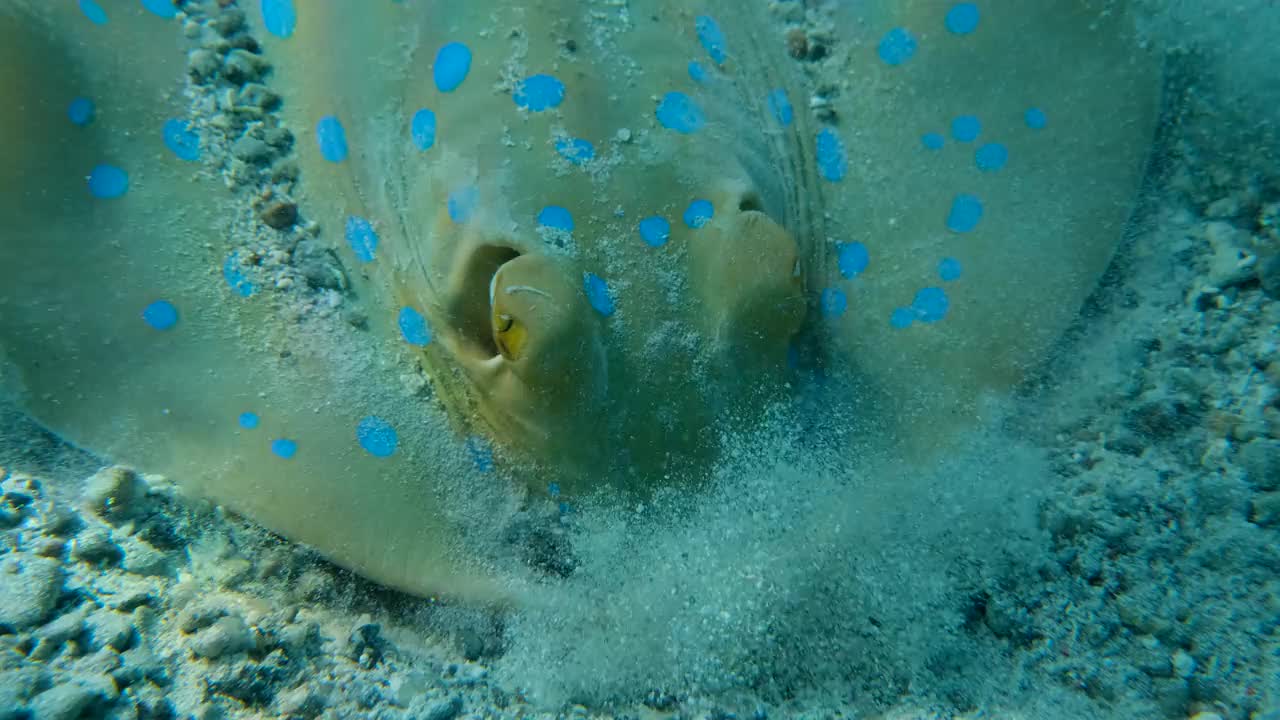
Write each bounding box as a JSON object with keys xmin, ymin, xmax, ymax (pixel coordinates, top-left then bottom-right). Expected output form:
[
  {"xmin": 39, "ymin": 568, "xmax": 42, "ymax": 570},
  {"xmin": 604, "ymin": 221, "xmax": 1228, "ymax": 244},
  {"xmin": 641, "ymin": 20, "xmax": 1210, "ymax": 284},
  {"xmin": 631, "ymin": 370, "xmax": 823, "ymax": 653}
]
[{"xmin": 0, "ymin": 0, "xmax": 1160, "ymax": 601}]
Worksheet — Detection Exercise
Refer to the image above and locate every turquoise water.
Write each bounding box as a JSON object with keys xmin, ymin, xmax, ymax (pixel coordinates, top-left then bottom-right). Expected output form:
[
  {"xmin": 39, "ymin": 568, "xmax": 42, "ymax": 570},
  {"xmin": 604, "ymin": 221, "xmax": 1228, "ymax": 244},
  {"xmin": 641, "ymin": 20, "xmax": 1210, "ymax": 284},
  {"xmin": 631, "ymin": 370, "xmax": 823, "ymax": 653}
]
[{"xmin": 1, "ymin": 1, "xmax": 1279, "ymax": 718}]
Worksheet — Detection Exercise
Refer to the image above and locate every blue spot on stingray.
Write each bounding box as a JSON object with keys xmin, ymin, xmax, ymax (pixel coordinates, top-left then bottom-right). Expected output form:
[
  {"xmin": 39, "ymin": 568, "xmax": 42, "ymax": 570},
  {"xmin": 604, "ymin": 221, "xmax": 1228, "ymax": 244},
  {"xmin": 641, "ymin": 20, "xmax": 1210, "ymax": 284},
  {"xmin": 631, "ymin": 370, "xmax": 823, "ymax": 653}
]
[
  {"xmin": 768, "ymin": 89, "xmax": 794, "ymax": 127},
  {"xmin": 688, "ymin": 61, "xmax": 709, "ymax": 84},
  {"xmin": 410, "ymin": 108, "xmax": 436, "ymax": 151},
  {"xmin": 79, "ymin": 0, "xmax": 108, "ymax": 24},
  {"xmin": 656, "ymin": 92, "xmax": 705, "ymax": 134},
  {"xmin": 922, "ymin": 132, "xmax": 945, "ymax": 150},
  {"xmin": 548, "ymin": 482, "xmax": 561, "ymax": 498},
  {"xmin": 271, "ymin": 438, "xmax": 298, "ymax": 459},
  {"xmin": 356, "ymin": 416, "xmax": 398, "ymax": 458},
  {"xmin": 538, "ymin": 206, "xmax": 574, "ymax": 232},
  {"xmin": 816, "ymin": 128, "xmax": 847, "ymax": 182},
  {"xmin": 639, "ymin": 216, "xmax": 671, "ymax": 247},
  {"xmin": 952, "ymin": 115, "xmax": 981, "ymax": 142},
  {"xmin": 946, "ymin": 194, "xmax": 984, "ymax": 233},
  {"xmin": 1025, "ymin": 107, "xmax": 1048, "ymax": 130},
  {"xmin": 890, "ymin": 307, "xmax": 915, "ymax": 329},
  {"xmin": 88, "ymin": 165, "xmax": 128, "ymax": 199},
  {"xmin": 142, "ymin": 300, "xmax": 178, "ymax": 331},
  {"xmin": 938, "ymin": 257, "xmax": 963, "ymax": 281},
  {"xmin": 316, "ymin": 115, "xmax": 349, "ymax": 162},
  {"xmin": 398, "ymin": 306, "xmax": 432, "ymax": 346},
  {"xmin": 466, "ymin": 436, "xmax": 494, "ymax": 472},
  {"xmin": 821, "ymin": 288, "xmax": 848, "ymax": 318},
  {"xmin": 837, "ymin": 242, "xmax": 870, "ymax": 279},
  {"xmin": 912, "ymin": 287, "xmax": 950, "ymax": 323},
  {"xmin": 223, "ymin": 253, "xmax": 256, "ymax": 297},
  {"xmin": 238, "ymin": 412, "xmax": 260, "ymax": 430},
  {"xmin": 696, "ymin": 15, "xmax": 728, "ymax": 65},
  {"xmin": 683, "ymin": 199, "xmax": 714, "ymax": 229},
  {"xmin": 514, "ymin": 74, "xmax": 566, "ymax": 112},
  {"xmin": 945, "ymin": 3, "xmax": 980, "ymax": 35},
  {"xmin": 162, "ymin": 119, "xmax": 201, "ymax": 161},
  {"xmin": 434, "ymin": 42, "xmax": 471, "ymax": 92},
  {"xmin": 68, "ymin": 97, "xmax": 95, "ymax": 126},
  {"xmin": 975, "ymin": 142, "xmax": 1008, "ymax": 172},
  {"xmin": 141, "ymin": 0, "xmax": 177, "ymax": 19},
  {"xmin": 345, "ymin": 216, "xmax": 378, "ymax": 262},
  {"xmin": 877, "ymin": 28, "xmax": 917, "ymax": 65},
  {"xmin": 448, "ymin": 186, "xmax": 479, "ymax": 223},
  {"xmin": 260, "ymin": 0, "xmax": 296, "ymax": 38},
  {"xmin": 555, "ymin": 137, "xmax": 595, "ymax": 165},
  {"xmin": 583, "ymin": 272, "xmax": 615, "ymax": 317}
]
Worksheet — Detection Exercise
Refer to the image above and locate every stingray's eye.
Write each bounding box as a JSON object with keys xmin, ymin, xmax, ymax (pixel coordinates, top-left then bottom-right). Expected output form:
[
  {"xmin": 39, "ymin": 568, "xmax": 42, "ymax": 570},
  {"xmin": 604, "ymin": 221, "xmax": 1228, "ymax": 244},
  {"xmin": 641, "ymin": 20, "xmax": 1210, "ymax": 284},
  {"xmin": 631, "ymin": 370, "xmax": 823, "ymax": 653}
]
[{"xmin": 492, "ymin": 312, "xmax": 526, "ymax": 361}]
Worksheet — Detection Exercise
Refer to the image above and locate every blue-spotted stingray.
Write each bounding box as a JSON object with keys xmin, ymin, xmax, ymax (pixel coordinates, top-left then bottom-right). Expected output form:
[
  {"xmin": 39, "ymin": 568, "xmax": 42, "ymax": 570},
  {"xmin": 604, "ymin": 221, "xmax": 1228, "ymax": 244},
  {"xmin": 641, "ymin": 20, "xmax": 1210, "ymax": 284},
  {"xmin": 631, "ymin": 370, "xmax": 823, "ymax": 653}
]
[{"xmin": 0, "ymin": 0, "xmax": 1161, "ymax": 602}]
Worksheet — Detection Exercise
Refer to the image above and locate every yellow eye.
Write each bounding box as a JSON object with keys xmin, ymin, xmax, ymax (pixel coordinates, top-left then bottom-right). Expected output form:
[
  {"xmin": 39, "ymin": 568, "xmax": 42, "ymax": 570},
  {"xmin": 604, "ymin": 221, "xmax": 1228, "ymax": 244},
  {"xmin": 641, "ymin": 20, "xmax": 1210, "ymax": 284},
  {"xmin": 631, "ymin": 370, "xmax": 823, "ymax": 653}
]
[{"xmin": 493, "ymin": 311, "xmax": 527, "ymax": 361}]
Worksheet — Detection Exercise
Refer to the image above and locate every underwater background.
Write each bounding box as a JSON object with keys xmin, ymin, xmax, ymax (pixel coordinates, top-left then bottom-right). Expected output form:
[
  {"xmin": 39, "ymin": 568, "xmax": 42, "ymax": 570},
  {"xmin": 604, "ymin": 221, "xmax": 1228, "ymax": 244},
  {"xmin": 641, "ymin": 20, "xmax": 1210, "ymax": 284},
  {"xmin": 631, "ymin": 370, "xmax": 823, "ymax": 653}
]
[{"xmin": 2, "ymin": 1, "xmax": 1280, "ymax": 719}]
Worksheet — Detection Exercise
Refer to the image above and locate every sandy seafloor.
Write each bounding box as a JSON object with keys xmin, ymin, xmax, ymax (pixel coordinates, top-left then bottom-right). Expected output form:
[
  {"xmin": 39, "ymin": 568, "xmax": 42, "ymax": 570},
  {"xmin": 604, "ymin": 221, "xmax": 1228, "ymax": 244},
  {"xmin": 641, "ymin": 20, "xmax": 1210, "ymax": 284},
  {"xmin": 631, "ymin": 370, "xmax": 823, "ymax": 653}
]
[{"xmin": 4, "ymin": 1, "xmax": 1280, "ymax": 719}]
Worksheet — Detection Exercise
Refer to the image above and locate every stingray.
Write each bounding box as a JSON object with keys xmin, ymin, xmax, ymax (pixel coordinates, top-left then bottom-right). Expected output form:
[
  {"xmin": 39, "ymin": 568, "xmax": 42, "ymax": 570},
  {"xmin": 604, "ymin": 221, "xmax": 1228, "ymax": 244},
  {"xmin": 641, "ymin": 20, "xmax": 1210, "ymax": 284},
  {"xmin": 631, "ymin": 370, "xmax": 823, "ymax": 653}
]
[{"xmin": 0, "ymin": 0, "xmax": 1161, "ymax": 601}]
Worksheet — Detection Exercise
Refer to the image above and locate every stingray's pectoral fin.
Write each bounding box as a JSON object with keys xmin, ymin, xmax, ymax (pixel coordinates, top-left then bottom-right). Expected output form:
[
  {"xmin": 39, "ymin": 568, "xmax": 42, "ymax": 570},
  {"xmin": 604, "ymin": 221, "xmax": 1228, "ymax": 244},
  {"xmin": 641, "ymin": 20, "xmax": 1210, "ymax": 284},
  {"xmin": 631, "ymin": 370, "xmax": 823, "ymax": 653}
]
[
  {"xmin": 687, "ymin": 189, "xmax": 805, "ymax": 373},
  {"xmin": 439, "ymin": 244, "xmax": 606, "ymax": 468}
]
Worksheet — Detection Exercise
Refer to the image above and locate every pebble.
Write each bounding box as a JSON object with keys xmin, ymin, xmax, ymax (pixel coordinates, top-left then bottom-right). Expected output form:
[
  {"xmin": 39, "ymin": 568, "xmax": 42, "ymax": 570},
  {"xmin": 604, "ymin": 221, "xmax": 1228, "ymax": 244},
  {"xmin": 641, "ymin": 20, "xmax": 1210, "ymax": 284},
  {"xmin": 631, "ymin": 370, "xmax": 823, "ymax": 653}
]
[
  {"xmin": 31, "ymin": 607, "xmax": 88, "ymax": 660},
  {"xmin": 224, "ymin": 49, "xmax": 268, "ymax": 85},
  {"xmin": 81, "ymin": 466, "xmax": 148, "ymax": 522},
  {"xmin": 237, "ymin": 83, "xmax": 281, "ymax": 111},
  {"xmin": 1172, "ymin": 648, "xmax": 1197, "ymax": 678},
  {"xmin": 277, "ymin": 686, "xmax": 327, "ymax": 718},
  {"xmin": 1258, "ymin": 253, "xmax": 1280, "ymax": 299},
  {"xmin": 190, "ymin": 614, "xmax": 254, "ymax": 659},
  {"xmin": 422, "ymin": 695, "xmax": 463, "ymax": 720},
  {"xmin": 1240, "ymin": 438, "xmax": 1280, "ymax": 490},
  {"xmin": 188, "ymin": 48, "xmax": 221, "ymax": 83},
  {"xmin": 71, "ymin": 528, "xmax": 122, "ymax": 566},
  {"xmin": 28, "ymin": 676, "xmax": 114, "ymax": 720},
  {"xmin": 0, "ymin": 555, "xmax": 64, "ymax": 631},
  {"xmin": 232, "ymin": 135, "xmax": 274, "ymax": 165},
  {"xmin": 260, "ymin": 199, "xmax": 299, "ymax": 229},
  {"xmin": 87, "ymin": 610, "xmax": 136, "ymax": 652}
]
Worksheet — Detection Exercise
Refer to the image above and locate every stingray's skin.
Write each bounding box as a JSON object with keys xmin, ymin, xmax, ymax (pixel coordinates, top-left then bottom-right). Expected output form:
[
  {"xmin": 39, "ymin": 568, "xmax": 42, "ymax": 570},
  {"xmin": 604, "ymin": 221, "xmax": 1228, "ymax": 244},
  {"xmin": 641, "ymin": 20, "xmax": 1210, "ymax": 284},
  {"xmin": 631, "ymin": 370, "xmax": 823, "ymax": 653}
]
[{"xmin": 0, "ymin": 0, "xmax": 1160, "ymax": 600}]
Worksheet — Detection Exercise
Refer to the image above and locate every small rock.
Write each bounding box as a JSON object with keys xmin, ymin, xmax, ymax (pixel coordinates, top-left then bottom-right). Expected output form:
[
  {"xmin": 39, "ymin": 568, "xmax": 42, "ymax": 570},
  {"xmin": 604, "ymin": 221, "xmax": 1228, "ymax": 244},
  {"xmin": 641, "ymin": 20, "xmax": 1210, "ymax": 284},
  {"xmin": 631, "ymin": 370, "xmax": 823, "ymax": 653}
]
[
  {"xmin": 260, "ymin": 200, "xmax": 298, "ymax": 230},
  {"xmin": 293, "ymin": 243, "xmax": 348, "ymax": 291},
  {"xmin": 211, "ymin": 7, "xmax": 247, "ymax": 36},
  {"xmin": 188, "ymin": 48, "xmax": 221, "ymax": 83},
  {"xmin": 277, "ymin": 686, "xmax": 327, "ymax": 719},
  {"xmin": 1241, "ymin": 438, "xmax": 1280, "ymax": 490},
  {"xmin": 232, "ymin": 135, "xmax": 274, "ymax": 165},
  {"xmin": 82, "ymin": 466, "xmax": 148, "ymax": 522},
  {"xmin": 346, "ymin": 619, "xmax": 387, "ymax": 667},
  {"xmin": 615, "ymin": 128, "xmax": 632, "ymax": 143},
  {"xmin": 34, "ymin": 538, "xmax": 66, "ymax": 559},
  {"xmin": 0, "ymin": 555, "xmax": 64, "ymax": 631},
  {"xmin": 177, "ymin": 603, "xmax": 227, "ymax": 634},
  {"xmin": 237, "ymin": 83, "xmax": 281, "ymax": 111},
  {"xmin": 28, "ymin": 675, "xmax": 114, "ymax": 720},
  {"xmin": 71, "ymin": 528, "xmax": 122, "ymax": 566},
  {"xmin": 224, "ymin": 49, "xmax": 268, "ymax": 85},
  {"xmin": 421, "ymin": 696, "xmax": 463, "ymax": 720},
  {"xmin": 277, "ymin": 620, "xmax": 320, "ymax": 658},
  {"xmin": 1249, "ymin": 491, "xmax": 1280, "ymax": 526},
  {"xmin": 1172, "ymin": 648, "xmax": 1197, "ymax": 678},
  {"xmin": 785, "ymin": 28, "xmax": 808, "ymax": 59},
  {"xmin": 1258, "ymin": 253, "xmax": 1280, "ymax": 299},
  {"xmin": 31, "ymin": 607, "xmax": 88, "ymax": 660},
  {"xmin": 87, "ymin": 610, "xmax": 136, "ymax": 652},
  {"xmin": 191, "ymin": 614, "xmax": 254, "ymax": 659},
  {"xmin": 121, "ymin": 537, "xmax": 173, "ymax": 578},
  {"xmin": 38, "ymin": 502, "xmax": 83, "ymax": 537}
]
